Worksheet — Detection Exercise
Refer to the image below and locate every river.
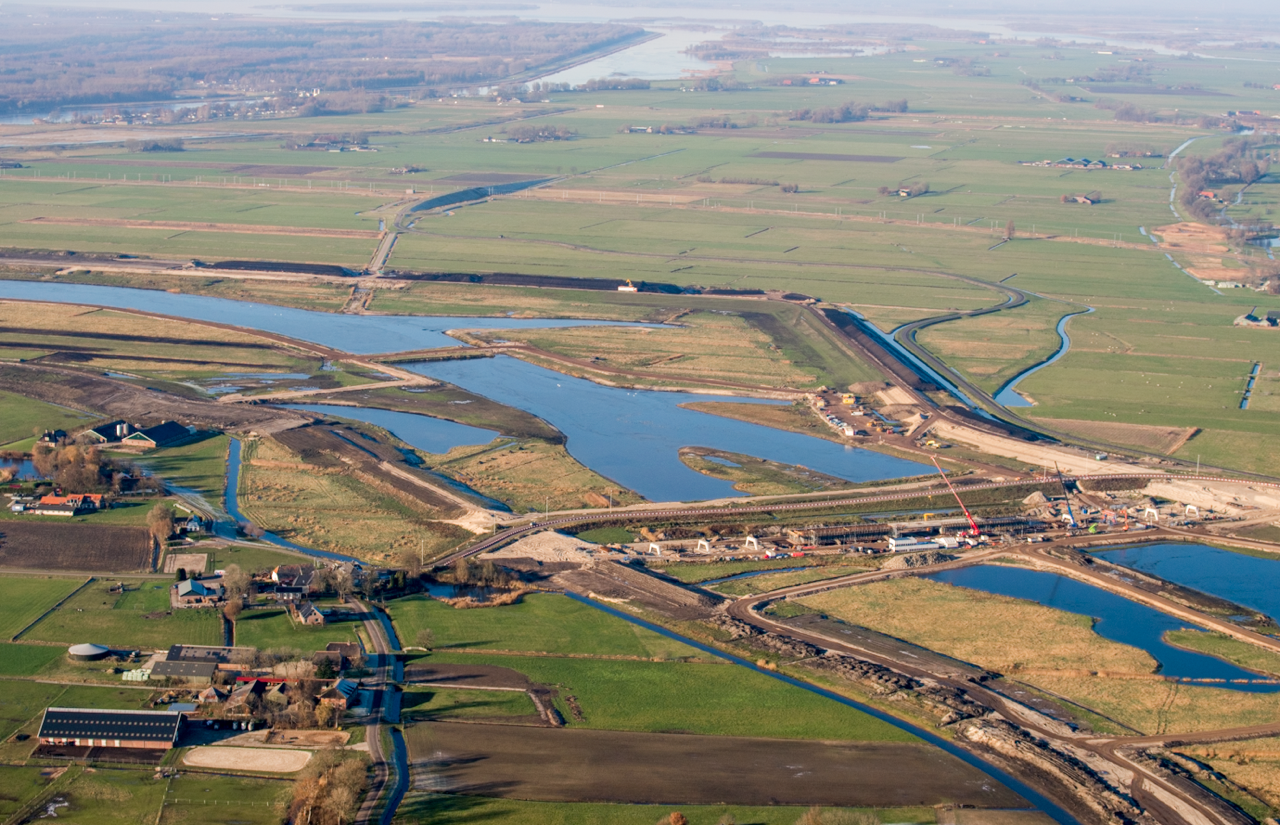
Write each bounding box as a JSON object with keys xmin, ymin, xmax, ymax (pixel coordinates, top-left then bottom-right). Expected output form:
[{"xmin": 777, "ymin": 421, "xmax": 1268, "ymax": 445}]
[
  {"xmin": 925, "ymin": 564, "xmax": 1280, "ymax": 691},
  {"xmin": 408, "ymin": 355, "xmax": 926, "ymax": 502},
  {"xmin": 0, "ymin": 281, "xmax": 653, "ymax": 354}
]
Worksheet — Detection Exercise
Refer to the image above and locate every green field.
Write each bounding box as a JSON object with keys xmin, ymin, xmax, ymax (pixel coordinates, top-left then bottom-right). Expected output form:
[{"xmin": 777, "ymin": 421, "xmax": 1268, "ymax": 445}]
[
  {"xmin": 0, "ymin": 576, "xmax": 85, "ymax": 640},
  {"xmin": 134, "ymin": 434, "xmax": 229, "ymax": 502},
  {"xmin": 0, "ymin": 642, "xmax": 65, "ymax": 676},
  {"xmin": 388, "ymin": 592, "xmax": 699, "ymax": 658},
  {"xmin": 0, "ymin": 390, "xmax": 94, "ymax": 446},
  {"xmin": 158, "ymin": 774, "xmax": 290, "ymax": 825},
  {"xmin": 1165, "ymin": 630, "xmax": 1280, "ymax": 678},
  {"xmin": 401, "ymin": 686, "xmax": 538, "ymax": 721},
  {"xmin": 426, "ymin": 651, "xmax": 914, "ymax": 742},
  {"xmin": 232, "ymin": 607, "xmax": 359, "ymax": 652},
  {"xmin": 24, "ymin": 578, "xmax": 221, "ymax": 649}
]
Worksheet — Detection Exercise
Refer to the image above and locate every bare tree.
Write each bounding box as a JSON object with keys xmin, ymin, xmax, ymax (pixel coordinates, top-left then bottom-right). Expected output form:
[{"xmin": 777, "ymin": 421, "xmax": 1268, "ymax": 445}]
[
  {"xmin": 416, "ymin": 628, "xmax": 436, "ymax": 651},
  {"xmin": 147, "ymin": 504, "xmax": 174, "ymax": 545},
  {"xmin": 221, "ymin": 564, "xmax": 251, "ymax": 600},
  {"xmin": 223, "ymin": 598, "xmax": 243, "ymax": 622},
  {"xmin": 1005, "ymin": 219, "xmax": 1016, "ymax": 240}
]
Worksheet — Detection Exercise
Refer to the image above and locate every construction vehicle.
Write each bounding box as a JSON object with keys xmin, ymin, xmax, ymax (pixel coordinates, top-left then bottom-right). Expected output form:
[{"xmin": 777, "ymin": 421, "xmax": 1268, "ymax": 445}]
[{"xmin": 930, "ymin": 457, "xmax": 980, "ymax": 537}]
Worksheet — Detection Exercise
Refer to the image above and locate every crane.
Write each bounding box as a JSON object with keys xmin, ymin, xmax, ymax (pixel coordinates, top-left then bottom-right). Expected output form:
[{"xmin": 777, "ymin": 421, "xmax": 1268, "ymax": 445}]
[
  {"xmin": 1054, "ymin": 462, "xmax": 1078, "ymax": 529},
  {"xmin": 930, "ymin": 456, "xmax": 980, "ymax": 536}
]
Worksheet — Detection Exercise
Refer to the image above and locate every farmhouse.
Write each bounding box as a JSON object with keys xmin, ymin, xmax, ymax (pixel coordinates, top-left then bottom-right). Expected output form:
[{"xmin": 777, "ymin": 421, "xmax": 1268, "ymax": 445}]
[
  {"xmin": 82, "ymin": 420, "xmax": 131, "ymax": 444},
  {"xmin": 25, "ymin": 493, "xmax": 103, "ymax": 516},
  {"xmin": 292, "ymin": 601, "xmax": 328, "ymax": 626},
  {"xmin": 37, "ymin": 707, "xmax": 183, "ymax": 749},
  {"xmin": 121, "ymin": 421, "xmax": 194, "ymax": 451},
  {"xmin": 318, "ymin": 679, "xmax": 359, "ymax": 710},
  {"xmin": 173, "ymin": 577, "xmax": 225, "ymax": 607},
  {"xmin": 271, "ymin": 565, "xmax": 317, "ymax": 592}
]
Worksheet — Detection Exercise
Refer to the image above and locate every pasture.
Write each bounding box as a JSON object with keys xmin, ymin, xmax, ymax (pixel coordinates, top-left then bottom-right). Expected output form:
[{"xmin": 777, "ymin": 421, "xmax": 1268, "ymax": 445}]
[
  {"xmin": 425, "ymin": 651, "xmax": 915, "ymax": 742},
  {"xmin": 0, "ymin": 575, "xmax": 85, "ymax": 639},
  {"xmin": 388, "ymin": 592, "xmax": 697, "ymax": 659},
  {"xmin": 23, "ymin": 577, "xmax": 221, "ymax": 649}
]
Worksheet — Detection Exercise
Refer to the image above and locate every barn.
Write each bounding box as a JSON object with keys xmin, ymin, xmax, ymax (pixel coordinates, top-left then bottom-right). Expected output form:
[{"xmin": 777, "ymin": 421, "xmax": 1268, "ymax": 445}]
[{"xmin": 37, "ymin": 707, "xmax": 183, "ymax": 749}]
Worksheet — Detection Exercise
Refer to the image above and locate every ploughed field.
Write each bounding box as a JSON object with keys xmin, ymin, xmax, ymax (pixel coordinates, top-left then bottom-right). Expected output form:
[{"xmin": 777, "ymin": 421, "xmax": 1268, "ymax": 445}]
[
  {"xmin": 0, "ymin": 522, "xmax": 151, "ymax": 571},
  {"xmin": 407, "ymin": 721, "xmax": 1027, "ymax": 808}
]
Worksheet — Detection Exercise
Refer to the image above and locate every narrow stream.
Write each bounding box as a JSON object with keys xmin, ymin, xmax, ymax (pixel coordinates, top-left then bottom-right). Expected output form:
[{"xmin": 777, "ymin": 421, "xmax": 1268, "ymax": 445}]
[
  {"xmin": 563, "ymin": 592, "xmax": 1080, "ymax": 825},
  {"xmin": 993, "ymin": 307, "xmax": 1094, "ymax": 408},
  {"xmin": 224, "ymin": 436, "xmax": 359, "ymax": 562}
]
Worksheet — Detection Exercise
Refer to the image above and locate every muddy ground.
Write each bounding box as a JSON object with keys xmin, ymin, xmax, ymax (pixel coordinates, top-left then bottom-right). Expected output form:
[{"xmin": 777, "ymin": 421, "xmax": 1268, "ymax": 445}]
[
  {"xmin": 0, "ymin": 363, "xmax": 307, "ymax": 434},
  {"xmin": 0, "ymin": 521, "xmax": 151, "ymax": 571},
  {"xmin": 407, "ymin": 721, "xmax": 1030, "ymax": 808}
]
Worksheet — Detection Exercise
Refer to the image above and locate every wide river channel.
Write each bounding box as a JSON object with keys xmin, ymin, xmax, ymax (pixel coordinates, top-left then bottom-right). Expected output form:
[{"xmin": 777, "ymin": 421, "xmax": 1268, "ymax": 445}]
[{"xmin": 0, "ymin": 280, "xmax": 927, "ymax": 501}]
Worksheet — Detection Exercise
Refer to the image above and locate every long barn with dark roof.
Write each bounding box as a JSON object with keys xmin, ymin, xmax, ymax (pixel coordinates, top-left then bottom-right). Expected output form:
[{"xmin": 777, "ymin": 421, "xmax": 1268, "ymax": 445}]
[{"xmin": 37, "ymin": 707, "xmax": 183, "ymax": 749}]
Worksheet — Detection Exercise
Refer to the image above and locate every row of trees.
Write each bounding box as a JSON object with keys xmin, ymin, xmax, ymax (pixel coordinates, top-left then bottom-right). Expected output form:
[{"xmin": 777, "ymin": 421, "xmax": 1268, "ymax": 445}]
[
  {"xmin": 1179, "ymin": 137, "xmax": 1273, "ymax": 222},
  {"xmin": 289, "ymin": 749, "xmax": 368, "ymax": 825},
  {"xmin": 506, "ymin": 124, "xmax": 575, "ymax": 142},
  {"xmin": 789, "ymin": 99, "xmax": 907, "ymax": 124},
  {"xmin": 30, "ymin": 442, "xmax": 156, "ymax": 495}
]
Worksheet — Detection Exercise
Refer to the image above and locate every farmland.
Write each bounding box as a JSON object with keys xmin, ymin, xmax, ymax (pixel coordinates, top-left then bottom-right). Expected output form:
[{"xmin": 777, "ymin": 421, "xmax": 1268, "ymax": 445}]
[
  {"xmin": 0, "ymin": 390, "xmax": 94, "ymax": 446},
  {"xmin": 0, "ymin": 522, "xmax": 152, "ymax": 572},
  {"xmin": 233, "ymin": 606, "xmax": 360, "ymax": 651},
  {"xmin": 22, "ymin": 577, "xmax": 221, "ymax": 649},
  {"xmin": 0, "ymin": 576, "xmax": 85, "ymax": 639}
]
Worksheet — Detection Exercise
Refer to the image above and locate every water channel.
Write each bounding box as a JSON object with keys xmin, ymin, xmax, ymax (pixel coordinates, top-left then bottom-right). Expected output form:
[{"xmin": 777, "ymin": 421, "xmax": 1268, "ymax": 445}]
[
  {"xmin": 1095, "ymin": 542, "xmax": 1280, "ymax": 623},
  {"xmin": 925, "ymin": 564, "xmax": 1280, "ymax": 690},
  {"xmin": 0, "ymin": 281, "xmax": 652, "ymax": 354},
  {"xmin": 408, "ymin": 355, "xmax": 927, "ymax": 502},
  {"xmin": 993, "ymin": 308, "xmax": 1094, "ymax": 408}
]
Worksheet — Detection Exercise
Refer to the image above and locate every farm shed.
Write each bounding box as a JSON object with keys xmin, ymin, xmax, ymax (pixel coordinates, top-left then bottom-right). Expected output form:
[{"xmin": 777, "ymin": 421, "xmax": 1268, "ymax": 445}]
[{"xmin": 38, "ymin": 707, "xmax": 183, "ymax": 749}]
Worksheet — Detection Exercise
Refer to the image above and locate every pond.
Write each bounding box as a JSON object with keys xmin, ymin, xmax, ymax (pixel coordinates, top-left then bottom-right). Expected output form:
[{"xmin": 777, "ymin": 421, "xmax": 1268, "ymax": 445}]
[
  {"xmin": 0, "ymin": 457, "xmax": 43, "ymax": 480},
  {"xmin": 407, "ymin": 355, "xmax": 927, "ymax": 502},
  {"xmin": 0, "ymin": 281, "xmax": 652, "ymax": 354},
  {"xmin": 924, "ymin": 565, "xmax": 1279, "ymax": 691},
  {"xmin": 1096, "ymin": 542, "xmax": 1280, "ymax": 623}
]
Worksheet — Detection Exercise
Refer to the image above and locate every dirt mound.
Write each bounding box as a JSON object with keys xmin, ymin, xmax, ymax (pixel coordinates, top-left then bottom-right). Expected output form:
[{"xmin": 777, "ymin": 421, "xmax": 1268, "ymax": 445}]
[
  {"xmin": 882, "ymin": 550, "xmax": 955, "ymax": 570},
  {"xmin": 487, "ymin": 530, "xmax": 600, "ymax": 563},
  {"xmin": 554, "ymin": 561, "xmax": 722, "ymax": 620}
]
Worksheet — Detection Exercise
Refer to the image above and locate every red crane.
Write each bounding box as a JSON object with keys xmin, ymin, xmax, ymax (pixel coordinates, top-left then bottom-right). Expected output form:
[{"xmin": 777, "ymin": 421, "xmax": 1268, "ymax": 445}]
[{"xmin": 930, "ymin": 456, "xmax": 980, "ymax": 536}]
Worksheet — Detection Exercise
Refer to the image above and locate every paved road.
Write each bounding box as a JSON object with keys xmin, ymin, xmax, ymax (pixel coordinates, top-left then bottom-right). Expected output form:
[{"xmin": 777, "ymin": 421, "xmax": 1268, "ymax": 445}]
[{"xmin": 352, "ymin": 598, "xmax": 405, "ymax": 825}]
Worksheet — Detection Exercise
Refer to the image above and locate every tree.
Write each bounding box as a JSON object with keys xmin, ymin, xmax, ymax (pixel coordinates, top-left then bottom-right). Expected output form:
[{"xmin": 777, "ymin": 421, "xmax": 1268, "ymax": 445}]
[
  {"xmin": 1005, "ymin": 219, "xmax": 1016, "ymax": 240},
  {"xmin": 223, "ymin": 598, "xmax": 243, "ymax": 622},
  {"xmin": 316, "ymin": 657, "xmax": 338, "ymax": 679},
  {"xmin": 147, "ymin": 504, "xmax": 174, "ymax": 545},
  {"xmin": 222, "ymin": 564, "xmax": 251, "ymax": 600},
  {"xmin": 315, "ymin": 702, "xmax": 336, "ymax": 729},
  {"xmin": 663, "ymin": 814, "xmax": 688, "ymax": 825},
  {"xmin": 175, "ymin": 568, "xmax": 187, "ymax": 582},
  {"xmin": 416, "ymin": 628, "xmax": 436, "ymax": 651}
]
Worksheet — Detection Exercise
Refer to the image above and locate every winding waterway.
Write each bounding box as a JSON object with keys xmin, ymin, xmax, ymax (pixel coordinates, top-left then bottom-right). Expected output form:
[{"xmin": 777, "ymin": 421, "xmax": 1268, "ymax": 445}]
[
  {"xmin": 925, "ymin": 564, "xmax": 1280, "ymax": 691},
  {"xmin": 993, "ymin": 307, "xmax": 1094, "ymax": 408}
]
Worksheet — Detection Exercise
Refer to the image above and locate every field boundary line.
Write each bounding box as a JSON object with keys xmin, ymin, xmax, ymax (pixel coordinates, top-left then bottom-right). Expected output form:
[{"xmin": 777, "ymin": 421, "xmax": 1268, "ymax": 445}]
[{"xmin": 11, "ymin": 576, "xmax": 94, "ymax": 641}]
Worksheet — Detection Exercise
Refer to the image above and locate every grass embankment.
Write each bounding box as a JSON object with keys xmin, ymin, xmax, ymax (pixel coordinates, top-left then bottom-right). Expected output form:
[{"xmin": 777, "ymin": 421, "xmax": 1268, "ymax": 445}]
[
  {"xmin": 711, "ymin": 560, "xmax": 886, "ymax": 597},
  {"xmin": 1165, "ymin": 630, "xmax": 1280, "ymax": 678},
  {"xmin": 658, "ymin": 556, "xmax": 828, "ymax": 584},
  {"xmin": 682, "ymin": 400, "xmax": 843, "ymax": 443},
  {"xmin": 422, "ymin": 438, "xmax": 645, "ymax": 512},
  {"xmin": 799, "ymin": 577, "xmax": 1280, "ymax": 734},
  {"xmin": 297, "ymin": 384, "xmax": 558, "ymax": 440},
  {"xmin": 23, "ymin": 578, "xmax": 221, "ymax": 649},
  {"xmin": 135, "ymin": 433, "xmax": 228, "ymax": 501},
  {"xmin": 679, "ymin": 446, "xmax": 856, "ymax": 496},
  {"xmin": 236, "ymin": 436, "xmax": 470, "ymax": 564}
]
